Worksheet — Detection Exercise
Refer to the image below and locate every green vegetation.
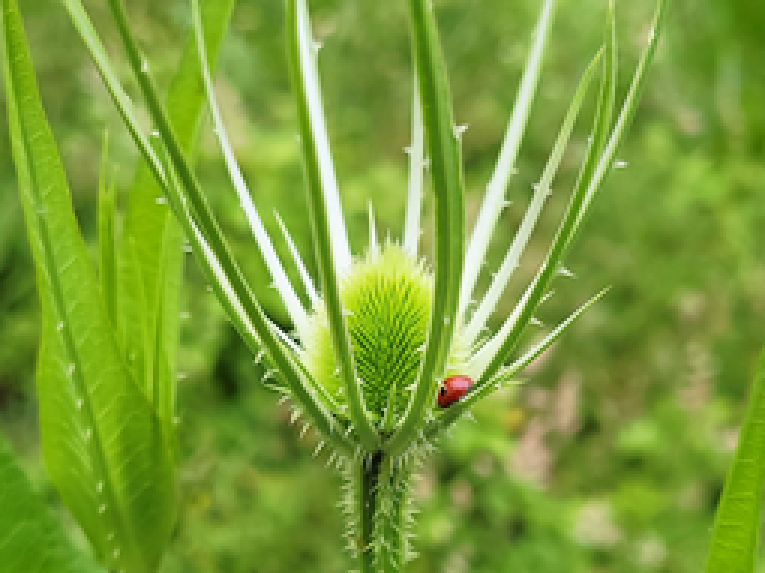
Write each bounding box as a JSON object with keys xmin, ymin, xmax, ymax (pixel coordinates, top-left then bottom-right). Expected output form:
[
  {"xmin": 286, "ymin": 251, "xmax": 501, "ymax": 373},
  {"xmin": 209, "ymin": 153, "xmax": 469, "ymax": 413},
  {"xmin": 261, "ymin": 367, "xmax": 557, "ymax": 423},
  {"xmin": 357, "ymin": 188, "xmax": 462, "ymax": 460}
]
[{"xmin": 2, "ymin": 0, "xmax": 765, "ymax": 571}]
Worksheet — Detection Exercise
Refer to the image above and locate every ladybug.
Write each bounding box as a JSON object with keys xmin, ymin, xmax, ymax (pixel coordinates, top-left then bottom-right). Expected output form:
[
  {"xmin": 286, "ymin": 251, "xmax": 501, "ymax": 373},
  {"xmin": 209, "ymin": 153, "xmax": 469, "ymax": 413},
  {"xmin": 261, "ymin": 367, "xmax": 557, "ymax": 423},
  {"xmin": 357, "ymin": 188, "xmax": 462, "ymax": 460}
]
[{"xmin": 437, "ymin": 375, "xmax": 474, "ymax": 408}]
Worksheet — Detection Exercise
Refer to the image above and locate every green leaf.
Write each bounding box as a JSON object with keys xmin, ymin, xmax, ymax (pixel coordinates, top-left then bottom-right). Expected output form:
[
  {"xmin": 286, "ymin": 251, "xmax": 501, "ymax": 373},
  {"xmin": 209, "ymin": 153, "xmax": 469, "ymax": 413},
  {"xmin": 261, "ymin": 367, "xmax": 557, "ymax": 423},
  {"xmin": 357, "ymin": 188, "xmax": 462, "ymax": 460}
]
[
  {"xmin": 386, "ymin": 0, "xmax": 466, "ymax": 456},
  {"xmin": 117, "ymin": 0, "xmax": 236, "ymax": 418},
  {"xmin": 0, "ymin": 436, "xmax": 105, "ymax": 573},
  {"xmin": 2, "ymin": 0, "xmax": 175, "ymax": 570},
  {"xmin": 706, "ymin": 349, "xmax": 765, "ymax": 573}
]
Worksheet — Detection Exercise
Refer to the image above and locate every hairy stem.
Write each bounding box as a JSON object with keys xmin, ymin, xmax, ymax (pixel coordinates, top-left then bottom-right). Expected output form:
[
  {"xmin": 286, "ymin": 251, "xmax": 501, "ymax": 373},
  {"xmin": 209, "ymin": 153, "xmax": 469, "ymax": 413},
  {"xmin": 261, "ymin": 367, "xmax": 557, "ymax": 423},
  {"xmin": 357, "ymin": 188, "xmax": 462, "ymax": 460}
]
[{"xmin": 349, "ymin": 452, "xmax": 411, "ymax": 572}]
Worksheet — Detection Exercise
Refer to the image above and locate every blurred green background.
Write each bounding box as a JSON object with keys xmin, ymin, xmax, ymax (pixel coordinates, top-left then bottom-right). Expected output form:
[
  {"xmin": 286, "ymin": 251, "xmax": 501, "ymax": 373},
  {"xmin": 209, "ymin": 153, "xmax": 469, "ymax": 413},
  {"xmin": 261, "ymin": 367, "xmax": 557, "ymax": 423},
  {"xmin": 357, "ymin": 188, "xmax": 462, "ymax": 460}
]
[{"xmin": 2, "ymin": 0, "xmax": 764, "ymax": 571}]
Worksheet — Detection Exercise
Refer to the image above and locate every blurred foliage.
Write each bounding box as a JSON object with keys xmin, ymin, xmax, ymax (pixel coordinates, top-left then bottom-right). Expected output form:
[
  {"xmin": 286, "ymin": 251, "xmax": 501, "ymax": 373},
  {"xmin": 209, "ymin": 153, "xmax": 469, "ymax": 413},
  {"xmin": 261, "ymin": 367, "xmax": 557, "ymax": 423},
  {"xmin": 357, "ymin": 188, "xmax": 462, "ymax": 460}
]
[{"xmin": 2, "ymin": 0, "xmax": 765, "ymax": 571}]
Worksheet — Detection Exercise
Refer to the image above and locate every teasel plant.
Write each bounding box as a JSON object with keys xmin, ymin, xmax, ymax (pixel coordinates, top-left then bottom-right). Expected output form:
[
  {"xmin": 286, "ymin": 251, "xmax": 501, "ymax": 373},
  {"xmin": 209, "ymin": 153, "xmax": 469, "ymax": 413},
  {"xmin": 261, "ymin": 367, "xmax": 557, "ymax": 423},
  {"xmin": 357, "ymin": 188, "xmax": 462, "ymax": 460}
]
[{"xmin": 1, "ymin": 0, "xmax": 665, "ymax": 571}]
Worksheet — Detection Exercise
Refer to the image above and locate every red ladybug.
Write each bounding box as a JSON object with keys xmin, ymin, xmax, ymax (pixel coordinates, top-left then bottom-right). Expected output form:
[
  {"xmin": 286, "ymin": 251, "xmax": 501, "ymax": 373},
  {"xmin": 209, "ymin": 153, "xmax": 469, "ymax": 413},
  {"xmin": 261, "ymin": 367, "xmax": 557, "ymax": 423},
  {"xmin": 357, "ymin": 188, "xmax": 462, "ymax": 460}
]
[{"xmin": 438, "ymin": 375, "xmax": 474, "ymax": 408}]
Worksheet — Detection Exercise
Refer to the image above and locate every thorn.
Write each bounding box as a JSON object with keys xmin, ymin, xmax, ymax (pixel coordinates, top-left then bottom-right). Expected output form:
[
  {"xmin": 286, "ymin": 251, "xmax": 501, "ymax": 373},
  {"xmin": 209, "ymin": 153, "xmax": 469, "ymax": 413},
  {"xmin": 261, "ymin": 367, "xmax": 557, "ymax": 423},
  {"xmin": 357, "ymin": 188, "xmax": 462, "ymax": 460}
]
[
  {"xmin": 452, "ymin": 123, "xmax": 468, "ymax": 139},
  {"xmin": 262, "ymin": 368, "xmax": 278, "ymax": 381},
  {"xmin": 613, "ymin": 159, "xmax": 629, "ymax": 169},
  {"xmin": 558, "ymin": 266, "xmax": 576, "ymax": 278}
]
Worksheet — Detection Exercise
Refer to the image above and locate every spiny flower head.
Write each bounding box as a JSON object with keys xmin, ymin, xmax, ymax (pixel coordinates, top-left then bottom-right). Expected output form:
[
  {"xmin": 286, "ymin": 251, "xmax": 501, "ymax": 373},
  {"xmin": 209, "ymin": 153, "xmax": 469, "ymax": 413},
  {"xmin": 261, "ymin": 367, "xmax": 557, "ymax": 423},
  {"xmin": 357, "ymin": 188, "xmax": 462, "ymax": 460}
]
[
  {"xmin": 180, "ymin": 0, "xmax": 664, "ymax": 460},
  {"xmin": 303, "ymin": 243, "xmax": 469, "ymax": 426}
]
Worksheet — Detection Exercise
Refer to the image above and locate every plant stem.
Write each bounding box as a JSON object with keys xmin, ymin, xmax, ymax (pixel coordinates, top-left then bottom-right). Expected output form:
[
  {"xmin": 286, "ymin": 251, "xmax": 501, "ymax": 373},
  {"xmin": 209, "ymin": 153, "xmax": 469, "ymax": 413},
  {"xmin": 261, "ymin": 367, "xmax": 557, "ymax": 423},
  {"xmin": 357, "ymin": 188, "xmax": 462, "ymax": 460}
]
[{"xmin": 352, "ymin": 451, "xmax": 411, "ymax": 572}]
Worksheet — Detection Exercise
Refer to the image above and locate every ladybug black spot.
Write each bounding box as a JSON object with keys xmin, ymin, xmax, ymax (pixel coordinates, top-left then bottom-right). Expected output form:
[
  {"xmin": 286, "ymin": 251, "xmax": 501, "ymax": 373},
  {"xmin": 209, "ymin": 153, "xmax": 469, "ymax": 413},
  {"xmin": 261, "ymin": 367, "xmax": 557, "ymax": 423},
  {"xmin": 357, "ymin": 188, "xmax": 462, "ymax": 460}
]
[{"xmin": 440, "ymin": 386, "xmax": 447, "ymax": 396}]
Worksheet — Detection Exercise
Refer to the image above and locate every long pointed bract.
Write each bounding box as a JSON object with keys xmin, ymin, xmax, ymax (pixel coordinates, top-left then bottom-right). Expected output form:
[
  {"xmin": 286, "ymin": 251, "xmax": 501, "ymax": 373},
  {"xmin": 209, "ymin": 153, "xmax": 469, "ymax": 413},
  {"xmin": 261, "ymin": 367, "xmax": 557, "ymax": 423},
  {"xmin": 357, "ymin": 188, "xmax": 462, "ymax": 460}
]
[
  {"xmin": 386, "ymin": 0, "xmax": 465, "ymax": 457},
  {"xmin": 463, "ymin": 49, "xmax": 602, "ymax": 347},
  {"xmin": 274, "ymin": 211, "xmax": 319, "ymax": 308},
  {"xmin": 292, "ymin": 0, "xmax": 352, "ymax": 274},
  {"xmin": 456, "ymin": 0, "xmax": 556, "ymax": 327},
  {"xmin": 472, "ymin": 0, "xmax": 665, "ymax": 388},
  {"xmin": 287, "ymin": 0, "xmax": 380, "ymax": 451},
  {"xmin": 62, "ymin": 0, "xmax": 168, "ymax": 189},
  {"xmin": 403, "ymin": 75, "xmax": 425, "ymax": 258},
  {"xmin": 192, "ymin": 0, "xmax": 309, "ymax": 337}
]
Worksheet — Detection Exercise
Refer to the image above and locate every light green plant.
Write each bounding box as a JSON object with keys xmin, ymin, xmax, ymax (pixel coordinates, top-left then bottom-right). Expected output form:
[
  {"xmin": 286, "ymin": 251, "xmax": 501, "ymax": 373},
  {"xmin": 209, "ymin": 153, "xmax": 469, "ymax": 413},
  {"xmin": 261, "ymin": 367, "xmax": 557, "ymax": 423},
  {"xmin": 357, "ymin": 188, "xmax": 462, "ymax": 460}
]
[
  {"xmin": 705, "ymin": 348, "xmax": 765, "ymax": 573},
  {"xmin": 1, "ymin": 0, "xmax": 233, "ymax": 570},
  {"xmin": 1, "ymin": 0, "xmax": 667, "ymax": 571}
]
